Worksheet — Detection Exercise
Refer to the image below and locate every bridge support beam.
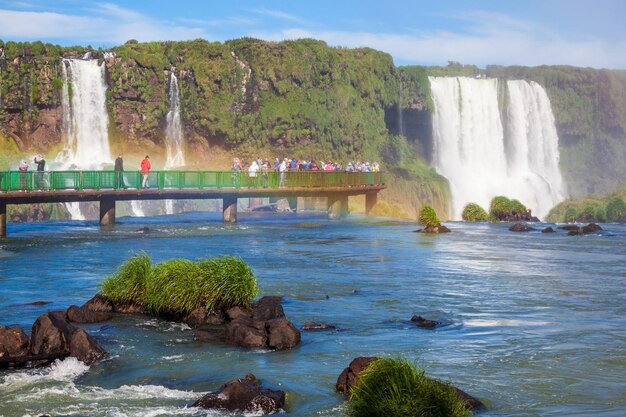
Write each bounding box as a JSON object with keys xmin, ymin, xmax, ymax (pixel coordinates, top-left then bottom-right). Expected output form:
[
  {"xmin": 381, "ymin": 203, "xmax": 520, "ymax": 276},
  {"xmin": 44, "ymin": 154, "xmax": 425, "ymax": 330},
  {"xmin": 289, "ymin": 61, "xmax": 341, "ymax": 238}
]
[
  {"xmin": 328, "ymin": 195, "xmax": 349, "ymax": 220},
  {"xmin": 99, "ymin": 199, "xmax": 116, "ymax": 226},
  {"xmin": 0, "ymin": 202, "xmax": 6, "ymax": 237},
  {"xmin": 223, "ymin": 196, "xmax": 237, "ymax": 223},
  {"xmin": 365, "ymin": 191, "xmax": 378, "ymax": 215}
]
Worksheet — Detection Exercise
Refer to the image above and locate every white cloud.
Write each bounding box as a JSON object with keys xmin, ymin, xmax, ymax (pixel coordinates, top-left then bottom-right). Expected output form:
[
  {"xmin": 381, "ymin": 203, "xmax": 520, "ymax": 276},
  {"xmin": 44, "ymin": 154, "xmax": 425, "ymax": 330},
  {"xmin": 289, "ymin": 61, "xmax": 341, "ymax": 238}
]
[
  {"xmin": 0, "ymin": 5, "xmax": 208, "ymax": 44},
  {"xmin": 248, "ymin": 11, "xmax": 626, "ymax": 69},
  {"xmin": 247, "ymin": 7, "xmax": 306, "ymax": 24}
]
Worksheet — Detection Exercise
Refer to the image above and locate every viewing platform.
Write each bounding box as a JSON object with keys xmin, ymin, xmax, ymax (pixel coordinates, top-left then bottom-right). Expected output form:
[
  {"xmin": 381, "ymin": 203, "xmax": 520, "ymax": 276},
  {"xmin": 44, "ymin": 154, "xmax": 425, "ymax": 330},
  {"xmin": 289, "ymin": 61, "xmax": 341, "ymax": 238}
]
[{"xmin": 0, "ymin": 170, "xmax": 385, "ymax": 236}]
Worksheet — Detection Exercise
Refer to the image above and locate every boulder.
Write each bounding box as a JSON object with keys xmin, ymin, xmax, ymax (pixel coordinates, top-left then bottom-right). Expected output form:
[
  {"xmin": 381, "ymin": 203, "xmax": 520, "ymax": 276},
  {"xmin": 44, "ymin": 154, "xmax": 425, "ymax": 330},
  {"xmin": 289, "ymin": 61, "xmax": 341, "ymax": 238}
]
[
  {"xmin": 0, "ymin": 325, "xmax": 30, "ymax": 358},
  {"xmin": 82, "ymin": 294, "xmax": 114, "ymax": 312},
  {"xmin": 417, "ymin": 225, "xmax": 451, "ymax": 233},
  {"xmin": 221, "ymin": 316, "xmax": 267, "ymax": 348},
  {"xmin": 266, "ymin": 318, "xmax": 301, "ymax": 350},
  {"xmin": 410, "ymin": 315, "xmax": 439, "ymax": 329},
  {"xmin": 582, "ymin": 223, "xmax": 603, "ymax": 233},
  {"xmin": 67, "ymin": 305, "xmax": 112, "ymax": 324},
  {"xmin": 225, "ymin": 306, "xmax": 251, "ymax": 321},
  {"xmin": 302, "ymin": 322, "xmax": 337, "ymax": 331},
  {"xmin": 509, "ymin": 223, "xmax": 534, "ymax": 232},
  {"xmin": 192, "ymin": 373, "xmax": 285, "ymax": 414},
  {"xmin": 252, "ymin": 296, "xmax": 285, "ymax": 321},
  {"xmin": 559, "ymin": 225, "xmax": 580, "ymax": 231},
  {"xmin": 336, "ymin": 357, "xmax": 379, "ymax": 393},
  {"xmin": 182, "ymin": 308, "xmax": 225, "ymax": 327},
  {"xmin": 541, "ymin": 227, "xmax": 555, "ymax": 233},
  {"xmin": 30, "ymin": 312, "xmax": 105, "ymax": 365}
]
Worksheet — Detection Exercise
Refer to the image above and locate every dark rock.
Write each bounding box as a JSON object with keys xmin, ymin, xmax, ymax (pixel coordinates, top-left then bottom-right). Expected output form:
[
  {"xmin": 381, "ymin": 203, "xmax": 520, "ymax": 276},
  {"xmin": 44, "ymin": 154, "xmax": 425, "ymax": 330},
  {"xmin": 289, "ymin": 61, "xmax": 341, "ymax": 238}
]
[
  {"xmin": 541, "ymin": 227, "xmax": 555, "ymax": 233},
  {"xmin": 182, "ymin": 308, "xmax": 225, "ymax": 327},
  {"xmin": 135, "ymin": 227, "xmax": 151, "ymax": 233},
  {"xmin": 68, "ymin": 328, "xmax": 106, "ymax": 365},
  {"xmin": 82, "ymin": 294, "xmax": 114, "ymax": 312},
  {"xmin": 452, "ymin": 386, "xmax": 485, "ymax": 411},
  {"xmin": 302, "ymin": 322, "xmax": 337, "ymax": 331},
  {"xmin": 582, "ymin": 223, "xmax": 603, "ymax": 233},
  {"xmin": 192, "ymin": 373, "xmax": 285, "ymax": 414},
  {"xmin": 113, "ymin": 303, "xmax": 146, "ymax": 314},
  {"xmin": 559, "ymin": 225, "xmax": 580, "ymax": 231},
  {"xmin": 417, "ymin": 225, "xmax": 451, "ymax": 233},
  {"xmin": 30, "ymin": 301, "xmax": 51, "ymax": 306},
  {"xmin": 509, "ymin": 223, "xmax": 535, "ymax": 232},
  {"xmin": 410, "ymin": 315, "xmax": 439, "ymax": 329},
  {"xmin": 194, "ymin": 327, "xmax": 221, "ymax": 342},
  {"xmin": 221, "ymin": 316, "xmax": 267, "ymax": 348},
  {"xmin": 225, "ymin": 306, "xmax": 251, "ymax": 321},
  {"xmin": 252, "ymin": 296, "xmax": 285, "ymax": 321},
  {"xmin": 0, "ymin": 325, "xmax": 30, "ymax": 358},
  {"xmin": 30, "ymin": 312, "xmax": 105, "ymax": 365},
  {"xmin": 266, "ymin": 318, "xmax": 301, "ymax": 350},
  {"xmin": 31, "ymin": 313, "xmax": 67, "ymax": 356},
  {"xmin": 67, "ymin": 305, "xmax": 112, "ymax": 324},
  {"xmin": 567, "ymin": 229, "xmax": 581, "ymax": 236},
  {"xmin": 336, "ymin": 357, "xmax": 379, "ymax": 393}
]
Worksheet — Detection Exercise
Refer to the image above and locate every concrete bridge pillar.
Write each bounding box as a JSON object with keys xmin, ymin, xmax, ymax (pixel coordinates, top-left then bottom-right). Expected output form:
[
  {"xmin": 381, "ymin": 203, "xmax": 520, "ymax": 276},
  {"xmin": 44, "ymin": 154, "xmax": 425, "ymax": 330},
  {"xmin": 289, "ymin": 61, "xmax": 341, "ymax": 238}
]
[
  {"xmin": 99, "ymin": 199, "xmax": 116, "ymax": 226},
  {"xmin": 223, "ymin": 196, "xmax": 238, "ymax": 223},
  {"xmin": 365, "ymin": 191, "xmax": 378, "ymax": 215},
  {"xmin": 328, "ymin": 195, "xmax": 349, "ymax": 220},
  {"xmin": 287, "ymin": 196, "xmax": 298, "ymax": 212},
  {"xmin": 0, "ymin": 202, "xmax": 6, "ymax": 237}
]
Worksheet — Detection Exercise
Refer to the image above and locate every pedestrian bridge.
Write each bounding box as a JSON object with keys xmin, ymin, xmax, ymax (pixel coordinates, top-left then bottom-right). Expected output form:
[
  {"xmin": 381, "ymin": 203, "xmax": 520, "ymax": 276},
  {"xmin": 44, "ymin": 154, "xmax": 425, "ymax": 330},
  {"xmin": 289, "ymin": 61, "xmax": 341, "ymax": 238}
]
[{"xmin": 0, "ymin": 170, "xmax": 385, "ymax": 236}]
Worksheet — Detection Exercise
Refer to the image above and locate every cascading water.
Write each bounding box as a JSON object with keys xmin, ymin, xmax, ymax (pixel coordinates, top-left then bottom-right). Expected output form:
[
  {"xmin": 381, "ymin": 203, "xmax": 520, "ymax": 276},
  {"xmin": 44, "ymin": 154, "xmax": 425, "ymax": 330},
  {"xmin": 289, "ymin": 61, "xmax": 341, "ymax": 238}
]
[
  {"xmin": 429, "ymin": 76, "xmax": 565, "ymax": 220},
  {"xmin": 164, "ymin": 73, "xmax": 185, "ymax": 215},
  {"xmin": 57, "ymin": 59, "xmax": 112, "ymax": 220}
]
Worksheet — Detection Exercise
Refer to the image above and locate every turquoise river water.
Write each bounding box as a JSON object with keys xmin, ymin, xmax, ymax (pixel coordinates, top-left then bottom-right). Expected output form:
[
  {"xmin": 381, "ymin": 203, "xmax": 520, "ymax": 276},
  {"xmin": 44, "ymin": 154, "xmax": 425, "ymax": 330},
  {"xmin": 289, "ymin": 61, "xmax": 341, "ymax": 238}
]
[{"xmin": 0, "ymin": 213, "xmax": 625, "ymax": 417}]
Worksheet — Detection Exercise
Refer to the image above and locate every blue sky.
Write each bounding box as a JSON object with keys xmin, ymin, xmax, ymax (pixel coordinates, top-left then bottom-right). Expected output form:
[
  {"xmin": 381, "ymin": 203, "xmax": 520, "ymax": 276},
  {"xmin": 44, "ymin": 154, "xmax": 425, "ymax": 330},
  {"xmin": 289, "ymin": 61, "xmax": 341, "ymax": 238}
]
[{"xmin": 1, "ymin": 0, "xmax": 625, "ymax": 68}]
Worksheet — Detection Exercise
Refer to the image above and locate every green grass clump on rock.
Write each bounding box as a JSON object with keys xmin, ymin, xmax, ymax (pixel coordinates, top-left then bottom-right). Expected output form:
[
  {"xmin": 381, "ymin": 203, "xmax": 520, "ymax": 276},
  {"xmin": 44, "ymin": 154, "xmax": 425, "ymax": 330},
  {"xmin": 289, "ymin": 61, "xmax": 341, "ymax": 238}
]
[
  {"xmin": 100, "ymin": 254, "xmax": 259, "ymax": 316},
  {"xmin": 197, "ymin": 256, "xmax": 259, "ymax": 311},
  {"xmin": 418, "ymin": 205, "xmax": 441, "ymax": 228},
  {"xmin": 461, "ymin": 203, "xmax": 488, "ymax": 221},
  {"xmin": 100, "ymin": 252, "xmax": 152, "ymax": 305},
  {"xmin": 489, "ymin": 196, "xmax": 512, "ymax": 220},
  {"xmin": 346, "ymin": 357, "xmax": 472, "ymax": 417}
]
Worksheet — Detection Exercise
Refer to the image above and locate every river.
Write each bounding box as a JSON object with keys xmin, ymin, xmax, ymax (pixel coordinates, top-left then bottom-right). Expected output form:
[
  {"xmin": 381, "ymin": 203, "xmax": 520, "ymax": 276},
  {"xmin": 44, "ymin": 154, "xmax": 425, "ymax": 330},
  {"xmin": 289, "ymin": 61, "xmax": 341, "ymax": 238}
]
[{"xmin": 1, "ymin": 213, "xmax": 624, "ymax": 416}]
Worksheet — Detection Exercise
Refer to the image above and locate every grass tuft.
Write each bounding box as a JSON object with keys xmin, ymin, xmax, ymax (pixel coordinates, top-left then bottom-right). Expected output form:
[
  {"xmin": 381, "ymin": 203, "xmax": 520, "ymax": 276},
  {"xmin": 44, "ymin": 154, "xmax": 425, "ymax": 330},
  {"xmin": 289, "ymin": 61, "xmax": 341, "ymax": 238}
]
[
  {"xmin": 418, "ymin": 205, "xmax": 441, "ymax": 228},
  {"xmin": 146, "ymin": 259, "xmax": 205, "ymax": 315},
  {"xmin": 347, "ymin": 357, "xmax": 472, "ymax": 417},
  {"xmin": 197, "ymin": 256, "xmax": 259, "ymax": 312},
  {"xmin": 100, "ymin": 252, "xmax": 152, "ymax": 305},
  {"xmin": 461, "ymin": 203, "xmax": 488, "ymax": 222}
]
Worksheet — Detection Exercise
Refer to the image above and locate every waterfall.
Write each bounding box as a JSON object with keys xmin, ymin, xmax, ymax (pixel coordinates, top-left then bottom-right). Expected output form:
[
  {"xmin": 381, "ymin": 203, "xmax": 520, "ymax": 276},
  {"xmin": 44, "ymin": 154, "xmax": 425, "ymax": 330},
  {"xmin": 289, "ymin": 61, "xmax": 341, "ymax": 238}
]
[
  {"xmin": 57, "ymin": 59, "xmax": 111, "ymax": 169},
  {"xmin": 165, "ymin": 73, "xmax": 185, "ymax": 215},
  {"xmin": 56, "ymin": 59, "xmax": 112, "ymax": 220},
  {"xmin": 429, "ymin": 76, "xmax": 565, "ymax": 220}
]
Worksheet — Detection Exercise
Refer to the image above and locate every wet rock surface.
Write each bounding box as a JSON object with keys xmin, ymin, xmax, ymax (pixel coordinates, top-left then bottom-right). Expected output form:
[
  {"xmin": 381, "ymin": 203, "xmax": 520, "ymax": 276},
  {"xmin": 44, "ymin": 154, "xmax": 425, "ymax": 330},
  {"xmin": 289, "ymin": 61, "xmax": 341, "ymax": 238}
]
[
  {"xmin": 509, "ymin": 222, "xmax": 535, "ymax": 232},
  {"xmin": 192, "ymin": 373, "xmax": 285, "ymax": 414},
  {"xmin": 302, "ymin": 322, "xmax": 337, "ymax": 331},
  {"xmin": 410, "ymin": 315, "xmax": 440, "ymax": 329}
]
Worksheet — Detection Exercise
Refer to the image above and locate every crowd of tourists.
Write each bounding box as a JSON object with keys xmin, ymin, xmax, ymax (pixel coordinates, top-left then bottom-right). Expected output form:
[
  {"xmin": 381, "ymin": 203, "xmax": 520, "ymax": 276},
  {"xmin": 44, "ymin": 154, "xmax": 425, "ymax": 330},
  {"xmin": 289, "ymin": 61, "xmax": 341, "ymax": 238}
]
[{"xmin": 231, "ymin": 158, "xmax": 381, "ymax": 174}]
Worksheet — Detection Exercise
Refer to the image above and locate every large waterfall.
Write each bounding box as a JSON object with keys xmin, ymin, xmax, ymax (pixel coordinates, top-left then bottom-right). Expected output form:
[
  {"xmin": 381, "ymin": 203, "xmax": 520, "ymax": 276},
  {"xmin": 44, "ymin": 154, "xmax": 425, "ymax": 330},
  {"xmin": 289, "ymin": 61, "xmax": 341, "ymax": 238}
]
[
  {"xmin": 58, "ymin": 59, "xmax": 111, "ymax": 169},
  {"xmin": 164, "ymin": 73, "xmax": 185, "ymax": 215},
  {"xmin": 429, "ymin": 76, "xmax": 565, "ymax": 220}
]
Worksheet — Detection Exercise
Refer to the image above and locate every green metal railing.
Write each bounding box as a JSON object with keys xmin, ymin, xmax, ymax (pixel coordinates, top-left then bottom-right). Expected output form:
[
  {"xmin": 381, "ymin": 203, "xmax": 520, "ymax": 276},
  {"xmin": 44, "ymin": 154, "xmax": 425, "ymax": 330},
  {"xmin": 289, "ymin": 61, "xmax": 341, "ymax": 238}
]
[{"xmin": 0, "ymin": 170, "xmax": 384, "ymax": 192}]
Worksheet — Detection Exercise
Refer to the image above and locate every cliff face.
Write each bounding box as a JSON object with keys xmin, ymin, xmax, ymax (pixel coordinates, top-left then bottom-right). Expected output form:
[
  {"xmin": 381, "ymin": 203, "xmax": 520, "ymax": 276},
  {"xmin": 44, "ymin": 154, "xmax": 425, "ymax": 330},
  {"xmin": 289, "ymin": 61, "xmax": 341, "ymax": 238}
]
[{"xmin": 1, "ymin": 39, "xmax": 624, "ymax": 217}]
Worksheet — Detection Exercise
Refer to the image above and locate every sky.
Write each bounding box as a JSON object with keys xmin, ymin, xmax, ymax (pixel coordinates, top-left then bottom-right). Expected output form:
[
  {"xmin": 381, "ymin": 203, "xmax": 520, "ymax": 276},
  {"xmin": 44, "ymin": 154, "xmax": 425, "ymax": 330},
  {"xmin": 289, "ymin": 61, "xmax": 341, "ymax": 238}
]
[{"xmin": 1, "ymin": 0, "xmax": 625, "ymax": 69}]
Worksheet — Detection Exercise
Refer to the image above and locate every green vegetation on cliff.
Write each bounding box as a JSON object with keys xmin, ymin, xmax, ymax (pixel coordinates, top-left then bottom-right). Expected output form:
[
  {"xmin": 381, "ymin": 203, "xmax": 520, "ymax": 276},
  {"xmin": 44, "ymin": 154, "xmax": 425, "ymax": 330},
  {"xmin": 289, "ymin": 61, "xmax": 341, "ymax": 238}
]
[{"xmin": 546, "ymin": 186, "xmax": 626, "ymax": 223}]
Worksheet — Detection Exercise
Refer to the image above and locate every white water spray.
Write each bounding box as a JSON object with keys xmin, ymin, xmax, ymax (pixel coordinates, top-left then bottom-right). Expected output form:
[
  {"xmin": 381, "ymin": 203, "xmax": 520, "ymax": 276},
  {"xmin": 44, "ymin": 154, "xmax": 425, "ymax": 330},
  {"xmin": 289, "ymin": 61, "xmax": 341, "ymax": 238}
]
[
  {"xmin": 429, "ymin": 76, "xmax": 566, "ymax": 219},
  {"xmin": 165, "ymin": 73, "xmax": 185, "ymax": 215}
]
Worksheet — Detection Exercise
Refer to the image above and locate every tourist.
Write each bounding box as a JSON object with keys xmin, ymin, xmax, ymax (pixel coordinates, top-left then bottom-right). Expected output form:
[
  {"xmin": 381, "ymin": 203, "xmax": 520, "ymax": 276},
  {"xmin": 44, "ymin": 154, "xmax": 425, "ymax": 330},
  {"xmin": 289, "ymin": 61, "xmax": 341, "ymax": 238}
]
[
  {"xmin": 114, "ymin": 153, "xmax": 126, "ymax": 189},
  {"xmin": 231, "ymin": 157, "xmax": 241, "ymax": 187},
  {"xmin": 34, "ymin": 154, "xmax": 46, "ymax": 189},
  {"xmin": 279, "ymin": 158, "xmax": 288, "ymax": 187},
  {"xmin": 248, "ymin": 160, "xmax": 259, "ymax": 187},
  {"xmin": 261, "ymin": 159, "xmax": 269, "ymax": 187},
  {"xmin": 18, "ymin": 159, "xmax": 29, "ymax": 190},
  {"xmin": 140, "ymin": 155, "xmax": 151, "ymax": 188}
]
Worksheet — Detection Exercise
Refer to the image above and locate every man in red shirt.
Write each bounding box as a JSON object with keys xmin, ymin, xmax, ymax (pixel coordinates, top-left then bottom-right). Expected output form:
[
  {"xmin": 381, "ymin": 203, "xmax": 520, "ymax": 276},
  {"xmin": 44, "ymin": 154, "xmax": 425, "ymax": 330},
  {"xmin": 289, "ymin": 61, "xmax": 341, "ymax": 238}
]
[{"xmin": 141, "ymin": 155, "xmax": 151, "ymax": 188}]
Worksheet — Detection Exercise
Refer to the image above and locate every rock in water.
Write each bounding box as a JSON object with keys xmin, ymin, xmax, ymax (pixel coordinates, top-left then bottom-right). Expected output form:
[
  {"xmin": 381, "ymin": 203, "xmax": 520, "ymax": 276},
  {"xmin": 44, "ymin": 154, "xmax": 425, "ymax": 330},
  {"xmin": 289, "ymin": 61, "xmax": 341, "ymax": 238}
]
[
  {"xmin": 67, "ymin": 305, "xmax": 112, "ymax": 323},
  {"xmin": 542, "ymin": 227, "xmax": 555, "ymax": 233},
  {"xmin": 0, "ymin": 325, "xmax": 30, "ymax": 358},
  {"xmin": 410, "ymin": 315, "xmax": 439, "ymax": 329},
  {"xmin": 509, "ymin": 223, "xmax": 534, "ymax": 232},
  {"xmin": 192, "ymin": 373, "xmax": 285, "ymax": 414},
  {"xmin": 336, "ymin": 357, "xmax": 379, "ymax": 393},
  {"xmin": 302, "ymin": 322, "xmax": 337, "ymax": 331}
]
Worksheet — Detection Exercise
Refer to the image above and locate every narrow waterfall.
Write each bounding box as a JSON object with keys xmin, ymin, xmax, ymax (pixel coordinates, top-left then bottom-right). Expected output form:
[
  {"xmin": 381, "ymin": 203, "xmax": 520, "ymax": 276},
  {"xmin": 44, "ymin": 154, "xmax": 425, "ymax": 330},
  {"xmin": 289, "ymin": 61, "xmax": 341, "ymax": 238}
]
[
  {"xmin": 429, "ymin": 76, "xmax": 565, "ymax": 219},
  {"xmin": 57, "ymin": 59, "xmax": 112, "ymax": 219},
  {"xmin": 164, "ymin": 73, "xmax": 185, "ymax": 215}
]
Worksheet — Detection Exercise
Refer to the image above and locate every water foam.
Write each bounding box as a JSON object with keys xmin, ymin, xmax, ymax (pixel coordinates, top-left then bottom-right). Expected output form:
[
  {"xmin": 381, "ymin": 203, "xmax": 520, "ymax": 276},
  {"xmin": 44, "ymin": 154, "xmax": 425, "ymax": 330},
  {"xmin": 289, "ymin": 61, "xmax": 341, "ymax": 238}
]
[{"xmin": 0, "ymin": 357, "xmax": 89, "ymax": 391}]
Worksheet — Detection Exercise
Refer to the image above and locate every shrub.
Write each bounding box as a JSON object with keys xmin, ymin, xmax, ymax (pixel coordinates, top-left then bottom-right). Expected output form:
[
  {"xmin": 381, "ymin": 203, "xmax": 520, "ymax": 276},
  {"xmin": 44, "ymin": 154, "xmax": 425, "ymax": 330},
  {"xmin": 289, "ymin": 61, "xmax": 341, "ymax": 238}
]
[
  {"xmin": 595, "ymin": 206, "xmax": 607, "ymax": 222},
  {"xmin": 489, "ymin": 196, "xmax": 512, "ymax": 219},
  {"xmin": 509, "ymin": 199, "xmax": 527, "ymax": 214},
  {"xmin": 461, "ymin": 203, "xmax": 488, "ymax": 222},
  {"xmin": 605, "ymin": 197, "xmax": 626, "ymax": 222},
  {"xmin": 100, "ymin": 252, "xmax": 152, "ymax": 305},
  {"xmin": 197, "ymin": 256, "xmax": 259, "ymax": 311},
  {"xmin": 346, "ymin": 357, "xmax": 472, "ymax": 417},
  {"xmin": 418, "ymin": 205, "xmax": 441, "ymax": 228},
  {"xmin": 563, "ymin": 207, "xmax": 579, "ymax": 223}
]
